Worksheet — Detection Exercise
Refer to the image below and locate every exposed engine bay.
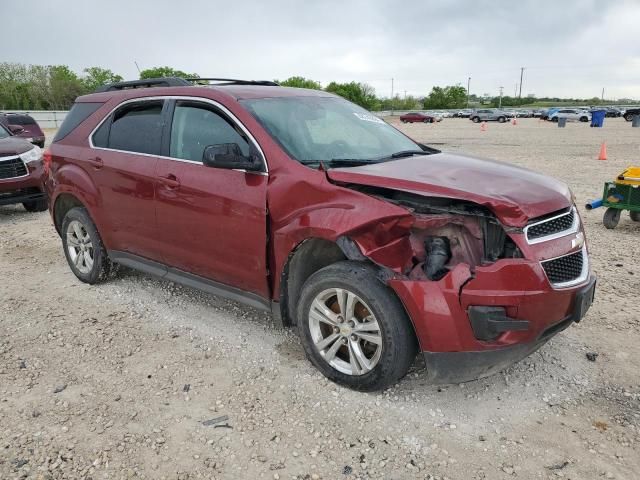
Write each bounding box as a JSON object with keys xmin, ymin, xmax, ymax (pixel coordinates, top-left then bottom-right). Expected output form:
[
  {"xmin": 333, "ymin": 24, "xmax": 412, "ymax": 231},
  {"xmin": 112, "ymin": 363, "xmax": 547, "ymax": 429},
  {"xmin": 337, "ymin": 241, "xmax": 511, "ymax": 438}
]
[{"xmin": 353, "ymin": 187, "xmax": 523, "ymax": 281}]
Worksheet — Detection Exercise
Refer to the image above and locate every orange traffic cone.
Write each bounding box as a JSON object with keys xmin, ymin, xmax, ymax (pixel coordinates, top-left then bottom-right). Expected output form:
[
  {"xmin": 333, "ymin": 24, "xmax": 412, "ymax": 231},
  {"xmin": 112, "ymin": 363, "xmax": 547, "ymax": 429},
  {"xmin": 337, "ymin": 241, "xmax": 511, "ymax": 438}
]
[
  {"xmin": 511, "ymin": 118, "xmax": 517, "ymax": 125},
  {"xmin": 598, "ymin": 142, "xmax": 607, "ymax": 160},
  {"xmin": 480, "ymin": 121, "xmax": 487, "ymax": 132}
]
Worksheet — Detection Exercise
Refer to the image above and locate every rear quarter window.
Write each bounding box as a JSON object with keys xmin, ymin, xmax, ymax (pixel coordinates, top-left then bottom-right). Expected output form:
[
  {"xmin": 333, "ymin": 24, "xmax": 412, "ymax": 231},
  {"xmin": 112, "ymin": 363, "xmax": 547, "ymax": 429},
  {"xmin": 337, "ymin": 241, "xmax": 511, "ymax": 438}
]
[
  {"xmin": 6, "ymin": 115, "xmax": 37, "ymax": 126},
  {"xmin": 53, "ymin": 102, "xmax": 104, "ymax": 142}
]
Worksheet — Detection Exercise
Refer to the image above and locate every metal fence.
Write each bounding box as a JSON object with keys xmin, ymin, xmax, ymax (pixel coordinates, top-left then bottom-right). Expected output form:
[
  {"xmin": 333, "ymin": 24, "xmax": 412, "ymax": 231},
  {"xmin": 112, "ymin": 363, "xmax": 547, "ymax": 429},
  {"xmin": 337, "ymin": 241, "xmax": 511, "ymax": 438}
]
[{"xmin": 1, "ymin": 110, "xmax": 68, "ymax": 129}]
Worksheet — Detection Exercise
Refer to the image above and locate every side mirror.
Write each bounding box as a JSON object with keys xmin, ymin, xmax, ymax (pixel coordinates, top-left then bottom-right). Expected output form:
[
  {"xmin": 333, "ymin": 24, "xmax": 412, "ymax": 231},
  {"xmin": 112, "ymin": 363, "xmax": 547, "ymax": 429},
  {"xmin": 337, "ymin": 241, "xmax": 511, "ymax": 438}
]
[
  {"xmin": 8, "ymin": 124, "xmax": 24, "ymax": 135},
  {"xmin": 202, "ymin": 143, "xmax": 262, "ymax": 171}
]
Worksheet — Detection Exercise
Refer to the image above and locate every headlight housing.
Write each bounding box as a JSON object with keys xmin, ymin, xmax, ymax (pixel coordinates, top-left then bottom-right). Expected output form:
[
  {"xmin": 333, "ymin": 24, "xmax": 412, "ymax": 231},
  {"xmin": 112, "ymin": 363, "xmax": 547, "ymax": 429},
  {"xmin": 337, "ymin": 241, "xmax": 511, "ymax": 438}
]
[{"xmin": 19, "ymin": 146, "xmax": 43, "ymax": 164}]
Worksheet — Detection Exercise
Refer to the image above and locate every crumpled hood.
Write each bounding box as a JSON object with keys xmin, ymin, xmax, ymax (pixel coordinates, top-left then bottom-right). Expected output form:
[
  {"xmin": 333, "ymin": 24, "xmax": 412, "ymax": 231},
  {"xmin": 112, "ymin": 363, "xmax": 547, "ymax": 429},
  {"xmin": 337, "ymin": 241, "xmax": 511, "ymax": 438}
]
[
  {"xmin": 326, "ymin": 152, "xmax": 572, "ymax": 227},
  {"xmin": 0, "ymin": 137, "xmax": 34, "ymax": 157}
]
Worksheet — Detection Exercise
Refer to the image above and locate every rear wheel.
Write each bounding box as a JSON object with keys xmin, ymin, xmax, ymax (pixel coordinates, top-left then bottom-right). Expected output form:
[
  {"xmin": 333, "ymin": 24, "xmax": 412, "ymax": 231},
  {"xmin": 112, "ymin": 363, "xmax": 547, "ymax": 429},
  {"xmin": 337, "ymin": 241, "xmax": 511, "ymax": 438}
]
[
  {"xmin": 61, "ymin": 207, "xmax": 113, "ymax": 284},
  {"xmin": 603, "ymin": 208, "xmax": 621, "ymax": 229},
  {"xmin": 472, "ymin": 116, "xmax": 480, "ymax": 123},
  {"xmin": 498, "ymin": 117, "xmax": 506, "ymax": 123},
  {"xmin": 297, "ymin": 261, "xmax": 418, "ymax": 391},
  {"xmin": 630, "ymin": 211, "xmax": 640, "ymax": 222},
  {"xmin": 624, "ymin": 114, "xmax": 633, "ymax": 122},
  {"xmin": 580, "ymin": 116, "xmax": 589, "ymax": 122},
  {"xmin": 551, "ymin": 117, "xmax": 559, "ymax": 123},
  {"xmin": 23, "ymin": 198, "xmax": 48, "ymax": 212}
]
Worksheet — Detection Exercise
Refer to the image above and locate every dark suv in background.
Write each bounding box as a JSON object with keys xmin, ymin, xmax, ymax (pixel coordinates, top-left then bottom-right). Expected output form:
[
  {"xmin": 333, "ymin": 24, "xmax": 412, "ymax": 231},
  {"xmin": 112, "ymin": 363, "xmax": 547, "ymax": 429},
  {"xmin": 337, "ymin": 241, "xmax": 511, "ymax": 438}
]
[
  {"xmin": 0, "ymin": 113, "xmax": 46, "ymax": 147},
  {"xmin": 46, "ymin": 77, "xmax": 595, "ymax": 391}
]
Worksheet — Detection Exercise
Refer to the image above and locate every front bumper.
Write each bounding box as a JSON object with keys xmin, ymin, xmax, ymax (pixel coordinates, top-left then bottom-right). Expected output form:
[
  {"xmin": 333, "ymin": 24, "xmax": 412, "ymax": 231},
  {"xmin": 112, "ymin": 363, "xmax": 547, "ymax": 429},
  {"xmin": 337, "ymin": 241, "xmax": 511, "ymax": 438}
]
[
  {"xmin": 0, "ymin": 159, "xmax": 46, "ymax": 206},
  {"xmin": 421, "ymin": 276, "xmax": 595, "ymax": 383}
]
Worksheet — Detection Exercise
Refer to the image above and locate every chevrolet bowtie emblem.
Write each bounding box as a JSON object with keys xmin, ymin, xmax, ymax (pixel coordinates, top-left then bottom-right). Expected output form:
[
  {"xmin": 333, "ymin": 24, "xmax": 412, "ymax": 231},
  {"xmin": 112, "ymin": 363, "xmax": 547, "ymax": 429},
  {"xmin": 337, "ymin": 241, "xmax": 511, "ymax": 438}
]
[{"xmin": 571, "ymin": 232, "xmax": 585, "ymax": 249}]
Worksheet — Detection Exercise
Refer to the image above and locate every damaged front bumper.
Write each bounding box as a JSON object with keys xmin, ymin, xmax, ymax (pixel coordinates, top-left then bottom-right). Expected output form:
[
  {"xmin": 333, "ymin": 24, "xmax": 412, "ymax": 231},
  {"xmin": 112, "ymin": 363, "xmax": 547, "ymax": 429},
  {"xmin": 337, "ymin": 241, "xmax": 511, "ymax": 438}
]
[{"xmin": 389, "ymin": 259, "xmax": 596, "ymax": 384}]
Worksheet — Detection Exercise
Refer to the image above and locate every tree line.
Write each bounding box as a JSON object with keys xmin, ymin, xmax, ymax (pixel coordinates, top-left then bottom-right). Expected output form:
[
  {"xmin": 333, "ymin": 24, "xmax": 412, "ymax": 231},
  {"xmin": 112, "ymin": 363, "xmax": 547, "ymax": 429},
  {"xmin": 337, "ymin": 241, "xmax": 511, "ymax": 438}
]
[{"xmin": 1, "ymin": 63, "xmax": 635, "ymax": 112}]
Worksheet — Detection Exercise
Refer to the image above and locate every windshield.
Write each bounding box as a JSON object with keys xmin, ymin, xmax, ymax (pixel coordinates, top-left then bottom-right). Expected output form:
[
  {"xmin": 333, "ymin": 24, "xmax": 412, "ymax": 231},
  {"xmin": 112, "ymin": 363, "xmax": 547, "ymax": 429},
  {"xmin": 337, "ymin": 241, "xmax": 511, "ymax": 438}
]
[
  {"xmin": 241, "ymin": 96, "xmax": 422, "ymax": 166},
  {"xmin": 0, "ymin": 125, "xmax": 10, "ymax": 140}
]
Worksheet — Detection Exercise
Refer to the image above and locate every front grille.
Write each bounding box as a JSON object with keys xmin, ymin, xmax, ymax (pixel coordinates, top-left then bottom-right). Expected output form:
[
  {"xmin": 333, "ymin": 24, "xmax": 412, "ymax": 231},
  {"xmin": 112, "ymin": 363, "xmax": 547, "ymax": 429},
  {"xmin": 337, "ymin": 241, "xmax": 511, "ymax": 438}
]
[
  {"xmin": 0, "ymin": 157, "xmax": 28, "ymax": 179},
  {"xmin": 541, "ymin": 250, "xmax": 584, "ymax": 285},
  {"xmin": 526, "ymin": 209, "xmax": 575, "ymax": 241}
]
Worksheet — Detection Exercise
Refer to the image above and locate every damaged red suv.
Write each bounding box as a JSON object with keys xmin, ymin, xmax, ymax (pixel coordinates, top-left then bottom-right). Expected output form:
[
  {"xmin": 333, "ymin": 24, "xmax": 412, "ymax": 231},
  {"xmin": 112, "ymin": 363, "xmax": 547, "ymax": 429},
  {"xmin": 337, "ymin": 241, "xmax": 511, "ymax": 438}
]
[{"xmin": 46, "ymin": 77, "xmax": 595, "ymax": 391}]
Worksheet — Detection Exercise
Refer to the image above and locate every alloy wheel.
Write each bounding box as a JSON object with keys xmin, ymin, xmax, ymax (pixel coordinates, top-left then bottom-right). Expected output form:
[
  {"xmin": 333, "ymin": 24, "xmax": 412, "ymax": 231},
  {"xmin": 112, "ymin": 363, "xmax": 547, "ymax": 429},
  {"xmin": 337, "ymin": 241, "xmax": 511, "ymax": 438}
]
[
  {"xmin": 66, "ymin": 220, "xmax": 94, "ymax": 274},
  {"xmin": 308, "ymin": 288, "xmax": 383, "ymax": 376}
]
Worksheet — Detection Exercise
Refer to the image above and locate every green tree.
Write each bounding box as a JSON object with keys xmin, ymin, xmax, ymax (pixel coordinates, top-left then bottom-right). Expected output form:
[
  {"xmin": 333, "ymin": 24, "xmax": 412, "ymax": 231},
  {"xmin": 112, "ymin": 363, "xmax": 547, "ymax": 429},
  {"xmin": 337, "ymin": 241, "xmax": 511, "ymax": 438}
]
[
  {"xmin": 83, "ymin": 67, "xmax": 123, "ymax": 91},
  {"xmin": 325, "ymin": 81, "xmax": 379, "ymax": 110},
  {"xmin": 277, "ymin": 76, "xmax": 322, "ymax": 89},
  {"xmin": 423, "ymin": 85, "xmax": 468, "ymax": 109},
  {"xmin": 139, "ymin": 66, "xmax": 198, "ymax": 80},
  {"xmin": 48, "ymin": 65, "xmax": 85, "ymax": 109}
]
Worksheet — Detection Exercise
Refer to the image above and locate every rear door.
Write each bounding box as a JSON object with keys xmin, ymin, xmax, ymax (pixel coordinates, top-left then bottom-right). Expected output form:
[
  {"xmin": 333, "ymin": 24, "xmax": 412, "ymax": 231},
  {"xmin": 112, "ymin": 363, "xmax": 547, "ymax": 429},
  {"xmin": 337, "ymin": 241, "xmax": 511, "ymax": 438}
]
[
  {"xmin": 154, "ymin": 99, "xmax": 269, "ymax": 297},
  {"xmin": 89, "ymin": 99, "xmax": 164, "ymax": 260}
]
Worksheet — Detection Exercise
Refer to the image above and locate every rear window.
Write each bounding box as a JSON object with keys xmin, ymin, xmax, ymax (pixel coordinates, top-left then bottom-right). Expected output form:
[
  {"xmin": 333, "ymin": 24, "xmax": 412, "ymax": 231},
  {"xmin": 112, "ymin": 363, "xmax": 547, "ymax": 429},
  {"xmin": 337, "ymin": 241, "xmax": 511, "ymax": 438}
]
[
  {"xmin": 53, "ymin": 102, "xmax": 104, "ymax": 142},
  {"xmin": 6, "ymin": 115, "xmax": 36, "ymax": 126}
]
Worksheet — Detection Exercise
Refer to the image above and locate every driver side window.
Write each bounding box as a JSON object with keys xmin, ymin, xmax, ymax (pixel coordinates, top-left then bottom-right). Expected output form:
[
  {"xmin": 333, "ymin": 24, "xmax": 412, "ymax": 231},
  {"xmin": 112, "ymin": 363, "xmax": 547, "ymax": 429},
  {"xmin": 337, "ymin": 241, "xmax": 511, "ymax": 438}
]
[{"xmin": 169, "ymin": 102, "xmax": 250, "ymax": 163}]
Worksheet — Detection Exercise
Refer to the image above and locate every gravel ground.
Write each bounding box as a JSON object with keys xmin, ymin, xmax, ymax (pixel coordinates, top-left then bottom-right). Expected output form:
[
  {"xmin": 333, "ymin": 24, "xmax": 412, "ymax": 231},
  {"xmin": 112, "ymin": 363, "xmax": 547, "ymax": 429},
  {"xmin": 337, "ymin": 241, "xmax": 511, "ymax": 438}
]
[{"xmin": 1, "ymin": 118, "xmax": 638, "ymax": 479}]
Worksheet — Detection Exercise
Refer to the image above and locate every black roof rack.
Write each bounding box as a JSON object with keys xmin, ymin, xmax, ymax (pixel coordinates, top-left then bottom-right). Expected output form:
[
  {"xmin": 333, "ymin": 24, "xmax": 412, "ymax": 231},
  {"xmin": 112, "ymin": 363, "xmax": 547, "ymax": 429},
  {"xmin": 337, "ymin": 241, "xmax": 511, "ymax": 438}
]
[
  {"xmin": 94, "ymin": 77, "xmax": 191, "ymax": 93},
  {"xmin": 186, "ymin": 78, "xmax": 279, "ymax": 86},
  {"xmin": 94, "ymin": 77, "xmax": 279, "ymax": 93}
]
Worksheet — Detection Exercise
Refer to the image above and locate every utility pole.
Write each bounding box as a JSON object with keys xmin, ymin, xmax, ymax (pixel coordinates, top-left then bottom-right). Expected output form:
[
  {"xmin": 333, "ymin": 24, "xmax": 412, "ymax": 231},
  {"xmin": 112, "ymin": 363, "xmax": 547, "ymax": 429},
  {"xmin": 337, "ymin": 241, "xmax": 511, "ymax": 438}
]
[
  {"xmin": 134, "ymin": 61, "xmax": 141, "ymax": 75},
  {"xmin": 518, "ymin": 67, "xmax": 525, "ymax": 102},
  {"xmin": 499, "ymin": 86, "xmax": 504, "ymax": 109},
  {"xmin": 466, "ymin": 76, "xmax": 471, "ymax": 108},
  {"xmin": 601, "ymin": 87, "xmax": 605, "ymax": 101},
  {"xmin": 391, "ymin": 78, "xmax": 394, "ymax": 116}
]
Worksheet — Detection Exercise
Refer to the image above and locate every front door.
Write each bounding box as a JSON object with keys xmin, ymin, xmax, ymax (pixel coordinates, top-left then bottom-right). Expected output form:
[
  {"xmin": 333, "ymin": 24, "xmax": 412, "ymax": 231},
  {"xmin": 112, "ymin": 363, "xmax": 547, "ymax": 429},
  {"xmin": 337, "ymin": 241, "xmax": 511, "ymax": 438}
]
[{"xmin": 154, "ymin": 99, "xmax": 269, "ymax": 298}]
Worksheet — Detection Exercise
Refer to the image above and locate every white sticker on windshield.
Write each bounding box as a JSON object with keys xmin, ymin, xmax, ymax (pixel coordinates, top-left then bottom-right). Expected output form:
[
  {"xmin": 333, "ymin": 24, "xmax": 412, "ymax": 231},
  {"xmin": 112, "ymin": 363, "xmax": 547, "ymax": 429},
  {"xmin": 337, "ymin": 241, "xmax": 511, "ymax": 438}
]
[{"xmin": 353, "ymin": 112, "xmax": 385, "ymax": 124}]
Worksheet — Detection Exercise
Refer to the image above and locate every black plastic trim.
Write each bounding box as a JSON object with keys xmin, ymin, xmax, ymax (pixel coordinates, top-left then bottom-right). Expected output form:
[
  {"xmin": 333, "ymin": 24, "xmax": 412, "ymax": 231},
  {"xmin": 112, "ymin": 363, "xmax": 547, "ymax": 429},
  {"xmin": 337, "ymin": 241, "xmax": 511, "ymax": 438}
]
[
  {"xmin": 108, "ymin": 250, "xmax": 271, "ymax": 312},
  {"xmin": 0, "ymin": 190, "xmax": 45, "ymax": 206},
  {"xmin": 95, "ymin": 77, "xmax": 191, "ymax": 93}
]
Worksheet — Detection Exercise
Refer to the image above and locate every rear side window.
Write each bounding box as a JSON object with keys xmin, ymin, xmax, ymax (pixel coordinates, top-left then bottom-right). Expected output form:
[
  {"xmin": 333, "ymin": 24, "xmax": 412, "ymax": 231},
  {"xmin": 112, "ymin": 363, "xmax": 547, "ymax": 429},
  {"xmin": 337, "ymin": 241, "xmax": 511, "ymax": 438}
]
[
  {"xmin": 53, "ymin": 102, "xmax": 103, "ymax": 142},
  {"xmin": 108, "ymin": 101, "xmax": 164, "ymax": 155}
]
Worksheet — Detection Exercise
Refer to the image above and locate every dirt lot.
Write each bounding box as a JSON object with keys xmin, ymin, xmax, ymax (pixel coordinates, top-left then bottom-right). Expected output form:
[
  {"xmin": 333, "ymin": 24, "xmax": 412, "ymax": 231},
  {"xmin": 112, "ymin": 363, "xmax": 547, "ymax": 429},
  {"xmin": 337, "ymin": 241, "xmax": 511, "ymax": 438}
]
[{"xmin": 1, "ymin": 118, "xmax": 638, "ymax": 480}]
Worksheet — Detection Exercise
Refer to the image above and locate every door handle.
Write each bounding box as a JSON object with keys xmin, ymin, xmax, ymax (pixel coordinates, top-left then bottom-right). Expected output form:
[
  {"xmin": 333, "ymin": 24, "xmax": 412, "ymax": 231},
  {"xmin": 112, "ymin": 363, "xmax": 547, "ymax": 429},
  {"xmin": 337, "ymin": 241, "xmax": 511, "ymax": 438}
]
[
  {"xmin": 158, "ymin": 174, "xmax": 180, "ymax": 189},
  {"xmin": 87, "ymin": 157, "xmax": 103, "ymax": 169}
]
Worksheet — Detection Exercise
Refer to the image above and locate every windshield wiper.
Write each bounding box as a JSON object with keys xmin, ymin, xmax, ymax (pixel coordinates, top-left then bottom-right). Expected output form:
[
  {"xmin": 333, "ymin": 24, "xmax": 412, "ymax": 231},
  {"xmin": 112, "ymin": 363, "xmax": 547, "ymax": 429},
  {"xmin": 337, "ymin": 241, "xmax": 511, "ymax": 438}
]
[
  {"xmin": 300, "ymin": 158, "xmax": 380, "ymax": 168},
  {"xmin": 389, "ymin": 150, "xmax": 429, "ymax": 159}
]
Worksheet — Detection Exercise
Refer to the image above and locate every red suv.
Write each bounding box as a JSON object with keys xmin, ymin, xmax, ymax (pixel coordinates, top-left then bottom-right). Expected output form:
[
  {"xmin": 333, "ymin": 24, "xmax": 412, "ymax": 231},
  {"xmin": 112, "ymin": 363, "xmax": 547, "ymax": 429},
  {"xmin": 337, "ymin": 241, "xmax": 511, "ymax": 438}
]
[
  {"xmin": 0, "ymin": 123, "xmax": 48, "ymax": 211},
  {"xmin": 46, "ymin": 77, "xmax": 595, "ymax": 391},
  {"xmin": 0, "ymin": 113, "xmax": 46, "ymax": 148}
]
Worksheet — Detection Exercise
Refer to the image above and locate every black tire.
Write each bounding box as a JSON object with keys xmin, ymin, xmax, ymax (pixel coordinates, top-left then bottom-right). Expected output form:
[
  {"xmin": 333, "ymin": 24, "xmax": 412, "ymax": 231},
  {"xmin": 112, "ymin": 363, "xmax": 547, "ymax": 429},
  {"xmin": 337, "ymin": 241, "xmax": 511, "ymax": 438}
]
[
  {"xmin": 61, "ymin": 207, "xmax": 112, "ymax": 284},
  {"xmin": 472, "ymin": 116, "xmax": 480, "ymax": 123},
  {"xmin": 23, "ymin": 198, "xmax": 48, "ymax": 212},
  {"xmin": 624, "ymin": 114, "xmax": 633, "ymax": 122},
  {"xmin": 498, "ymin": 117, "xmax": 506, "ymax": 123},
  {"xmin": 580, "ymin": 116, "xmax": 589, "ymax": 122},
  {"xmin": 630, "ymin": 211, "xmax": 640, "ymax": 222},
  {"xmin": 603, "ymin": 208, "xmax": 621, "ymax": 229},
  {"xmin": 296, "ymin": 261, "xmax": 418, "ymax": 391},
  {"xmin": 551, "ymin": 117, "xmax": 558, "ymax": 123}
]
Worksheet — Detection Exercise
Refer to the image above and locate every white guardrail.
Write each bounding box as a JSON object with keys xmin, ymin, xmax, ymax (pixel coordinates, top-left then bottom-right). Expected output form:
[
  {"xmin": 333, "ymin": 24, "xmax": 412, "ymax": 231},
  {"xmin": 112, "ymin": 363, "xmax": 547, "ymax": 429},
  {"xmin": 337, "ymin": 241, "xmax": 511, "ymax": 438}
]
[{"xmin": 2, "ymin": 110, "xmax": 69, "ymax": 129}]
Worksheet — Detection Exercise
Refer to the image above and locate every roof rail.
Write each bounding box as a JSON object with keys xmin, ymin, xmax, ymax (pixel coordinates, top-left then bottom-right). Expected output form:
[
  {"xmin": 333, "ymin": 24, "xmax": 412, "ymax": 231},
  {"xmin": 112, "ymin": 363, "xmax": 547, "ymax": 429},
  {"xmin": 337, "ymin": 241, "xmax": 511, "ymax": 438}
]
[
  {"xmin": 186, "ymin": 78, "xmax": 279, "ymax": 86},
  {"xmin": 94, "ymin": 77, "xmax": 191, "ymax": 93}
]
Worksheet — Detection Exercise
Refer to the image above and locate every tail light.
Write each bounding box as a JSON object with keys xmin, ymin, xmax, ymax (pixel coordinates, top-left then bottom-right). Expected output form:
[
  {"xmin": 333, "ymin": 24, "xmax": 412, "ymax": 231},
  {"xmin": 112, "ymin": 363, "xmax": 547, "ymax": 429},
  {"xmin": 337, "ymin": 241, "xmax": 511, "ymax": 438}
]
[{"xmin": 43, "ymin": 148, "xmax": 52, "ymax": 175}]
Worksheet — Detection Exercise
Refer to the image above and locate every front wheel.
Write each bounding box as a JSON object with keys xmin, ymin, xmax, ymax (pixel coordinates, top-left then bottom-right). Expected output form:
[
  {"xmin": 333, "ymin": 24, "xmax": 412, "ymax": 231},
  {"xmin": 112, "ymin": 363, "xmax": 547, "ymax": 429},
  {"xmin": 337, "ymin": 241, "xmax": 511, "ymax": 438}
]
[
  {"xmin": 624, "ymin": 114, "xmax": 633, "ymax": 122},
  {"xmin": 603, "ymin": 208, "xmax": 621, "ymax": 229},
  {"xmin": 61, "ymin": 207, "xmax": 113, "ymax": 284},
  {"xmin": 498, "ymin": 117, "xmax": 506, "ymax": 123},
  {"xmin": 580, "ymin": 116, "xmax": 589, "ymax": 122},
  {"xmin": 472, "ymin": 117, "xmax": 480, "ymax": 123},
  {"xmin": 551, "ymin": 117, "xmax": 559, "ymax": 123},
  {"xmin": 23, "ymin": 198, "xmax": 48, "ymax": 212},
  {"xmin": 297, "ymin": 261, "xmax": 418, "ymax": 391}
]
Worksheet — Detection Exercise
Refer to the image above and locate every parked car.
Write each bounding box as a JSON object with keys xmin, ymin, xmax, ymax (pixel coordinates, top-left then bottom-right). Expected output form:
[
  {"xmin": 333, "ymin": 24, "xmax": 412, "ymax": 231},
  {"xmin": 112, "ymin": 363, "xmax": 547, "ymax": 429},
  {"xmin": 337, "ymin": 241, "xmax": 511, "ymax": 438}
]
[
  {"xmin": 453, "ymin": 109, "xmax": 472, "ymax": 118},
  {"xmin": 604, "ymin": 107, "xmax": 622, "ymax": 118},
  {"xmin": 0, "ymin": 113, "xmax": 46, "ymax": 147},
  {"xmin": 549, "ymin": 109, "xmax": 591, "ymax": 123},
  {"xmin": 0, "ymin": 122, "xmax": 48, "ymax": 211},
  {"xmin": 400, "ymin": 112, "xmax": 439, "ymax": 123},
  {"xmin": 623, "ymin": 107, "xmax": 640, "ymax": 121},
  {"xmin": 46, "ymin": 77, "xmax": 595, "ymax": 391},
  {"xmin": 469, "ymin": 109, "xmax": 508, "ymax": 123}
]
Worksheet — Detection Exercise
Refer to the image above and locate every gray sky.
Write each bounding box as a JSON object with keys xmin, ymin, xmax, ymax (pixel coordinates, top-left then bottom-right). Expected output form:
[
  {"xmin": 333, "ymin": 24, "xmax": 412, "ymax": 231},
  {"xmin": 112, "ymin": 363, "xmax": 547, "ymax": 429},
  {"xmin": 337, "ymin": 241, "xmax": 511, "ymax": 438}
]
[{"xmin": 2, "ymin": 0, "xmax": 639, "ymax": 100}]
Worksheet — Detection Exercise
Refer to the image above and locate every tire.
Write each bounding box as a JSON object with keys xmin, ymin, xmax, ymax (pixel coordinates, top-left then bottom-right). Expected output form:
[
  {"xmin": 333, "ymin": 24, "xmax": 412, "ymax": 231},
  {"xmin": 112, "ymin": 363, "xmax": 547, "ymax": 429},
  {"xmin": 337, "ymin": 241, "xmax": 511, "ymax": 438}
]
[
  {"xmin": 551, "ymin": 117, "xmax": 558, "ymax": 123},
  {"xmin": 498, "ymin": 117, "xmax": 506, "ymax": 123},
  {"xmin": 61, "ymin": 206, "xmax": 112, "ymax": 284},
  {"xmin": 630, "ymin": 211, "xmax": 640, "ymax": 222},
  {"xmin": 580, "ymin": 116, "xmax": 588, "ymax": 122},
  {"xmin": 603, "ymin": 208, "xmax": 621, "ymax": 229},
  {"xmin": 296, "ymin": 261, "xmax": 418, "ymax": 391},
  {"xmin": 23, "ymin": 198, "xmax": 48, "ymax": 212},
  {"xmin": 472, "ymin": 116, "xmax": 480, "ymax": 123},
  {"xmin": 423, "ymin": 119, "xmax": 429, "ymax": 123},
  {"xmin": 624, "ymin": 114, "xmax": 633, "ymax": 122}
]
